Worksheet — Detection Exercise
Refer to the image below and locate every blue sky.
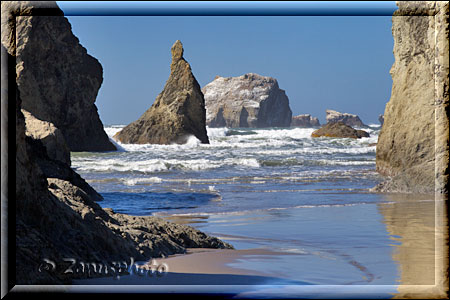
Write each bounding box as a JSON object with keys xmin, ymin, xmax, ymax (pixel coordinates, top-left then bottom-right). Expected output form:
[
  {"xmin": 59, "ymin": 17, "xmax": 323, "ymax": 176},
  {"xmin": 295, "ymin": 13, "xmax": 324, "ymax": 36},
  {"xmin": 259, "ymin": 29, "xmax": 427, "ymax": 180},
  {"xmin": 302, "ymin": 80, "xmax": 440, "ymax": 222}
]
[{"xmin": 58, "ymin": 2, "xmax": 396, "ymax": 125}]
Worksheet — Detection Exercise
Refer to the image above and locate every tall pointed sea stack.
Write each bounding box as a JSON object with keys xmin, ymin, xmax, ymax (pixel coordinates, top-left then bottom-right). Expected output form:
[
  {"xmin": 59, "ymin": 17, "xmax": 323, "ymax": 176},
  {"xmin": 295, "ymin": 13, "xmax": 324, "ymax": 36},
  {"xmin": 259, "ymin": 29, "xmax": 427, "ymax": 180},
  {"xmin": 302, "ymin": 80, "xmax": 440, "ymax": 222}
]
[{"xmin": 114, "ymin": 40, "xmax": 210, "ymax": 144}]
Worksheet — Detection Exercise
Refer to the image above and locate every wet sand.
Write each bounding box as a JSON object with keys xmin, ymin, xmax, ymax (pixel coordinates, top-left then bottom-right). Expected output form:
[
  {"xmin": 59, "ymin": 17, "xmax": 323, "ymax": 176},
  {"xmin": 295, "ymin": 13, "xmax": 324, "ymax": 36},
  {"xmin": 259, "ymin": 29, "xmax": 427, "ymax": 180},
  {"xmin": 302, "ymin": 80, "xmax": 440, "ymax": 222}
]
[
  {"xmin": 377, "ymin": 193, "xmax": 448, "ymax": 299},
  {"xmin": 66, "ymin": 193, "xmax": 448, "ymax": 298},
  {"xmin": 71, "ymin": 247, "xmax": 305, "ymax": 286},
  {"xmin": 153, "ymin": 248, "xmax": 294, "ymax": 277},
  {"xmin": 68, "ymin": 246, "xmax": 395, "ymax": 298}
]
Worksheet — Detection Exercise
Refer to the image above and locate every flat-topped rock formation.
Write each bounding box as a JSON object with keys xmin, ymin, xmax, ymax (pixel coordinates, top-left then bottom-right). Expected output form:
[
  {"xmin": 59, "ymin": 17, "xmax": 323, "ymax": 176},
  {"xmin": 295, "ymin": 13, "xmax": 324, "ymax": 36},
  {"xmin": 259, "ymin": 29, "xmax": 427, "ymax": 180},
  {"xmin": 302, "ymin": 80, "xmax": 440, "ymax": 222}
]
[
  {"xmin": 375, "ymin": 1, "xmax": 449, "ymax": 195},
  {"xmin": 2, "ymin": 1, "xmax": 116, "ymax": 152},
  {"xmin": 326, "ymin": 109, "xmax": 366, "ymax": 127},
  {"xmin": 203, "ymin": 73, "xmax": 292, "ymax": 128},
  {"xmin": 291, "ymin": 114, "xmax": 320, "ymax": 127},
  {"xmin": 311, "ymin": 122, "xmax": 369, "ymax": 139},
  {"xmin": 114, "ymin": 40, "xmax": 209, "ymax": 144}
]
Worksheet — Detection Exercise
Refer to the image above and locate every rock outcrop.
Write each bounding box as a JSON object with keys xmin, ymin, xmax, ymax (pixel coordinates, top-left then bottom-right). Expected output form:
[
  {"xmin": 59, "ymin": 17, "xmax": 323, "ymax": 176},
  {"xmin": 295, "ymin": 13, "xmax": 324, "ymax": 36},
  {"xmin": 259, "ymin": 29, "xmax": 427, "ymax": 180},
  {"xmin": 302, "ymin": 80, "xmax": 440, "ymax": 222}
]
[
  {"xmin": 4, "ymin": 3, "xmax": 232, "ymax": 285},
  {"xmin": 378, "ymin": 114, "xmax": 384, "ymax": 126},
  {"xmin": 291, "ymin": 114, "xmax": 320, "ymax": 127},
  {"xmin": 311, "ymin": 122, "xmax": 370, "ymax": 139},
  {"xmin": 326, "ymin": 109, "xmax": 366, "ymax": 127},
  {"xmin": 11, "ymin": 51, "xmax": 232, "ymax": 285},
  {"xmin": 1, "ymin": 1, "xmax": 116, "ymax": 152},
  {"xmin": 375, "ymin": 1, "xmax": 449, "ymax": 195},
  {"xmin": 203, "ymin": 73, "xmax": 292, "ymax": 128},
  {"xmin": 22, "ymin": 109, "xmax": 71, "ymax": 166},
  {"xmin": 114, "ymin": 40, "xmax": 209, "ymax": 145}
]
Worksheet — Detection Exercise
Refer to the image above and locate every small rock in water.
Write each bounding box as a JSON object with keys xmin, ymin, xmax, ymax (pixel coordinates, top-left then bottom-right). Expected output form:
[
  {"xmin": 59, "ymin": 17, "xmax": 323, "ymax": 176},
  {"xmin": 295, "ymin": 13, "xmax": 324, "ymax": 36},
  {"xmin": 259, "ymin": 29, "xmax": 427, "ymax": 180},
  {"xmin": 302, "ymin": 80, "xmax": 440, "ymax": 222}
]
[
  {"xmin": 326, "ymin": 109, "xmax": 366, "ymax": 127},
  {"xmin": 291, "ymin": 114, "xmax": 320, "ymax": 127},
  {"xmin": 311, "ymin": 122, "xmax": 370, "ymax": 139}
]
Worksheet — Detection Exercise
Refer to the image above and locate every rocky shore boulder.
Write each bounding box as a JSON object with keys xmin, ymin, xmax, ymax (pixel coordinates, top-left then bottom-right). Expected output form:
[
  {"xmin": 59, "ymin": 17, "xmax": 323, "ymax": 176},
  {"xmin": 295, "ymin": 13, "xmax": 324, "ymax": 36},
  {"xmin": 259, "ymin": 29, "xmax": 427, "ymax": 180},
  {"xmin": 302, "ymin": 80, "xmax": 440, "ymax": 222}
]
[
  {"xmin": 375, "ymin": 1, "xmax": 449, "ymax": 195},
  {"xmin": 326, "ymin": 109, "xmax": 366, "ymax": 127},
  {"xmin": 203, "ymin": 73, "xmax": 292, "ymax": 128},
  {"xmin": 1, "ymin": 1, "xmax": 116, "ymax": 152},
  {"xmin": 114, "ymin": 40, "xmax": 209, "ymax": 144},
  {"xmin": 22, "ymin": 109, "xmax": 71, "ymax": 166},
  {"xmin": 291, "ymin": 114, "xmax": 320, "ymax": 127},
  {"xmin": 311, "ymin": 122, "xmax": 370, "ymax": 139}
]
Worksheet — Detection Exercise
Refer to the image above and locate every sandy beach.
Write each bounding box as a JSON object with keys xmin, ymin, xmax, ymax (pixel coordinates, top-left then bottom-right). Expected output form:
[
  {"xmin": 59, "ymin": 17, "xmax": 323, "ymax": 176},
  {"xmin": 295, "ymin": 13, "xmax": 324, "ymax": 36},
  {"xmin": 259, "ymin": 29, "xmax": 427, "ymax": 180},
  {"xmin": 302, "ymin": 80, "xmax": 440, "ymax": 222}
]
[
  {"xmin": 69, "ymin": 246, "xmax": 396, "ymax": 298},
  {"xmin": 66, "ymin": 193, "xmax": 448, "ymax": 299},
  {"xmin": 72, "ymin": 247, "xmax": 305, "ymax": 285},
  {"xmin": 65, "ymin": 246, "xmax": 402, "ymax": 299}
]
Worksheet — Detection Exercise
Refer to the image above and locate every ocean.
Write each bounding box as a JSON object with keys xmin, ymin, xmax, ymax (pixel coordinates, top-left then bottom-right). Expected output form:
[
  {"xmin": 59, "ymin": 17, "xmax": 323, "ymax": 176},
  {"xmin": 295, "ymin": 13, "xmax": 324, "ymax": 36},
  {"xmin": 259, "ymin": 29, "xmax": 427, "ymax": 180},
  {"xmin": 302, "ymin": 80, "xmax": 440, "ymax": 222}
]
[
  {"xmin": 71, "ymin": 125, "xmax": 434, "ymax": 292},
  {"xmin": 72, "ymin": 125, "xmax": 382, "ymax": 216}
]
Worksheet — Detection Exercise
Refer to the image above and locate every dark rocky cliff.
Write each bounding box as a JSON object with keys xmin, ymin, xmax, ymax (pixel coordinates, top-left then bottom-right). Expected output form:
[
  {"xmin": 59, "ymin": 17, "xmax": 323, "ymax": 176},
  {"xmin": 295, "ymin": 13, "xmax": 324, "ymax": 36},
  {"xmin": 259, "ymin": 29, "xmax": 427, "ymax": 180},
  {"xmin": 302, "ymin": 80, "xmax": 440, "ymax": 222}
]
[
  {"xmin": 2, "ymin": 1, "xmax": 116, "ymax": 152},
  {"xmin": 2, "ymin": 2, "xmax": 231, "ymax": 285}
]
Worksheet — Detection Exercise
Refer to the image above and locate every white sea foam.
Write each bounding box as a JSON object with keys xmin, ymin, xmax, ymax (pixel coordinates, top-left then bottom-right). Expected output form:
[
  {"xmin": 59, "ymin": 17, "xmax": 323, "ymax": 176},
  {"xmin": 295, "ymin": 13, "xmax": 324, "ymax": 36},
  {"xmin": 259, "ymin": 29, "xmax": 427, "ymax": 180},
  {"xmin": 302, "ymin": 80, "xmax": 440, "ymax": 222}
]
[
  {"xmin": 122, "ymin": 177, "xmax": 163, "ymax": 186},
  {"xmin": 71, "ymin": 125, "xmax": 380, "ymax": 175},
  {"xmin": 104, "ymin": 125, "xmax": 125, "ymax": 137},
  {"xmin": 182, "ymin": 135, "xmax": 202, "ymax": 147},
  {"xmin": 206, "ymin": 126, "xmax": 229, "ymax": 138},
  {"xmin": 100, "ymin": 125, "xmax": 380, "ymax": 154},
  {"xmin": 73, "ymin": 157, "xmax": 262, "ymax": 173}
]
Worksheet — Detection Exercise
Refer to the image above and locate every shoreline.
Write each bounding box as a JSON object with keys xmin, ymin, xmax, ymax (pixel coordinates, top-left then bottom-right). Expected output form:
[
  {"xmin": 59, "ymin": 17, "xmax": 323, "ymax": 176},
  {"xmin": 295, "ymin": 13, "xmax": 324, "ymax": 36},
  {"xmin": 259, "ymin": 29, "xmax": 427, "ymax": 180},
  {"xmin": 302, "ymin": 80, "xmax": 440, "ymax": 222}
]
[
  {"xmin": 63, "ymin": 194, "xmax": 445, "ymax": 298},
  {"xmin": 72, "ymin": 247, "xmax": 305, "ymax": 286}
]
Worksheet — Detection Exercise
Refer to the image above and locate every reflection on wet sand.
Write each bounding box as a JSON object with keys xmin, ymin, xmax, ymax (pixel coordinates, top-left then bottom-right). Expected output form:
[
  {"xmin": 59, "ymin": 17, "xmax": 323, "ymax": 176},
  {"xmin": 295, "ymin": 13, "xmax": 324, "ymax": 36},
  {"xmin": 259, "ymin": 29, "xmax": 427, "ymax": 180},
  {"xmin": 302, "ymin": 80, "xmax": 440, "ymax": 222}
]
[{"xmin": 378, "ymin": 194, "xmax": 448, "ymax": 298}]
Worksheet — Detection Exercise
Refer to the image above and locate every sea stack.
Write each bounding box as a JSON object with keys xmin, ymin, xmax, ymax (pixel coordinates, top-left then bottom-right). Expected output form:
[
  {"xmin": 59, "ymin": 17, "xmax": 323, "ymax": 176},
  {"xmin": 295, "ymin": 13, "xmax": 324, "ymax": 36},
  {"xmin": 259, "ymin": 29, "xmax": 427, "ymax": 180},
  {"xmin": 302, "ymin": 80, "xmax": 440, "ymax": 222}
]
[
  {"xmin": 291, "ymin": 114, "xmax": 320, "ymax": 127},
  {"xmin": 375, "ymin": 1, "xmax": 449, "ymax": 195},
  {"xmin": 114, "ymin": 40, "xmax": 209, "ymax": 144},
  {"xmin": 203, "ymin": 73, "xmax": 292, "ymax": 128},
  {"xmin": 326, "ymin": 109, "xmax": 366, "ymax": 127}
]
